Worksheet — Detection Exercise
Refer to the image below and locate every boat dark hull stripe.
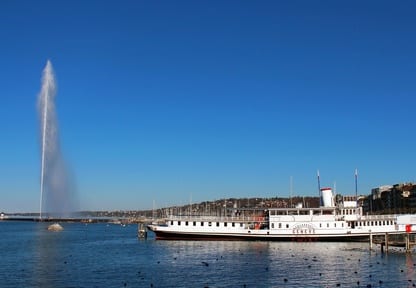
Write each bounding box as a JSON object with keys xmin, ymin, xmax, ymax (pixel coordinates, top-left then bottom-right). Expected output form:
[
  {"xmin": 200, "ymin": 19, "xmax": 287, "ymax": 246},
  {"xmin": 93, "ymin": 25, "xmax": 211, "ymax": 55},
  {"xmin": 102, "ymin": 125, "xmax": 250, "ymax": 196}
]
[{"xmin": 151, "ymin": 230, "xmax": 370, "ymax": 242}]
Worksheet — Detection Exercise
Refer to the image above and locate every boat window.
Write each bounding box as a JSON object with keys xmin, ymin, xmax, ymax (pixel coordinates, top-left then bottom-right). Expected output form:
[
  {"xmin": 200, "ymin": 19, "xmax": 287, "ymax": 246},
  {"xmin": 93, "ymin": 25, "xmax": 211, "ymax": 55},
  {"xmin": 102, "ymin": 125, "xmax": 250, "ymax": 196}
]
[
  {"xmin": 278, "ymin": 223, "xmax": 282, "ymax": 228},
  {"xmin": 178, "ymin": 221, "xmax": 181, "ymax": 226},
  {"xmin": 216, "ymin": 222, "xmax": 220, "ymax": 227},
  {"xmin": 319, "ymin": 223, "xmax": 322, "ymax": 228},
  {"xmin": 193, "ymin": 221, "xmax": 196, "ymax": 226},
  {"xmin": 327, "ymin": 223, "xmax": 329, "ymax": 228},
  {"xmin": 371, "ymin": 221, "xmax": 374, "ymax": 226},
  {"xmin": 334, "ymin": 223, "xmax": 336, "ymax": 228},
  {"xmin": 170, "ymin": 221, "xmax": 173, "ymax": 225},
  {"xmin": 224, "ymin": 222, "xmax": 228, "ymax": 227},
  {"xmin": 240, "ymin": 223, "xmax": 243, "ymax": 227},
  {"xmin": 201, "ymin": 222, "xmax": 204, "ymax": 226},
  {"xmin": 208, "ymin": 222, "xmax": 212, "ymax": 227},
  {"xmin": 342, "ymin": 223, "xmax": 344, "ymax": 227},
  {"xmin": 286, "ymin": 224, "xmax": 289, "ymax": 228},
  {"xmin": 185, "ymin": 221, "xmax": 188, "ymax": 226},
  {"xmin": 232, "ymin": 222, "xmax": 235, "ymax": 227}
]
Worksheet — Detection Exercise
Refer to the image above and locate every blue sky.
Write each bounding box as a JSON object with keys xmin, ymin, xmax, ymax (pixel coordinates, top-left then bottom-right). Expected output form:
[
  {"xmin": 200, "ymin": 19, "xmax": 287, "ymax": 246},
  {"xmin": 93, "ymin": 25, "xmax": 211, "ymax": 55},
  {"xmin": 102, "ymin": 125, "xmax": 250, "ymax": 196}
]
[{"xmin": 1, "ymin": 1, "xmax": 415, "ymax": 212}]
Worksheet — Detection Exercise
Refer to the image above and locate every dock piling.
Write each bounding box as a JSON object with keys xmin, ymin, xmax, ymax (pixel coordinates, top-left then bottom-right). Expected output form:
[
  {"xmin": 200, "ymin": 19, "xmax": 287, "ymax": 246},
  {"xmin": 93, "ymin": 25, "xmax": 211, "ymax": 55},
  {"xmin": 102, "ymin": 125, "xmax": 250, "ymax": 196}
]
[
  {"xmin": 138, "ymin": 223, "xmax": 148, "ymax": 239},
  {"xmin": 369, "ymin": 232, "xmax": 373, "ymax": 250}
]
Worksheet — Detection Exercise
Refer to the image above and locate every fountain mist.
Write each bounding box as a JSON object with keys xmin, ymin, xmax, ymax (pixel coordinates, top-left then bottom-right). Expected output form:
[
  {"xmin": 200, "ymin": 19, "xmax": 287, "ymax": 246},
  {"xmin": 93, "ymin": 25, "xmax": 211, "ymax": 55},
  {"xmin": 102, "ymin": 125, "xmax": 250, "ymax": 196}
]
[{"xmin": 38, "ymin": 60, "xmax": 77, "ymax": 218}]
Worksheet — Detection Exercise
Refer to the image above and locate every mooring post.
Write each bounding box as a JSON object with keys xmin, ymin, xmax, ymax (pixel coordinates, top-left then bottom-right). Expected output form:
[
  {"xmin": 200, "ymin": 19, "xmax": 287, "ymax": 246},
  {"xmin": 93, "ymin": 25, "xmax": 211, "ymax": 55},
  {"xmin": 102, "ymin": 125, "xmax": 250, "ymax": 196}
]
[
  {"xmin": 385, "ymin": 233, "xmax": 389, "ymax": 253},
  {"xmin": 138, "ymin": 223, "xmax": 148, "ymax": 239},
  {"xmin": 369, "ymin": 232, "xmax": 373, "ymax": 250},
  {"xmin": 406, "ymin": 233, "xmax": 410, "ymax": 253}
]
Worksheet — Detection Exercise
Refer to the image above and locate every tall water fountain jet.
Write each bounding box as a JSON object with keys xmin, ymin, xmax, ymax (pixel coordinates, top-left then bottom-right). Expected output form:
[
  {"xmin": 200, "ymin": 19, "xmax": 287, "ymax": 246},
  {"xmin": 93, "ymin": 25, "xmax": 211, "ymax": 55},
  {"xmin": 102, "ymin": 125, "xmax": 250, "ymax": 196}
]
[{"xmin": 38, "ymin": 60, "xmax": 77, "ymax": 219}]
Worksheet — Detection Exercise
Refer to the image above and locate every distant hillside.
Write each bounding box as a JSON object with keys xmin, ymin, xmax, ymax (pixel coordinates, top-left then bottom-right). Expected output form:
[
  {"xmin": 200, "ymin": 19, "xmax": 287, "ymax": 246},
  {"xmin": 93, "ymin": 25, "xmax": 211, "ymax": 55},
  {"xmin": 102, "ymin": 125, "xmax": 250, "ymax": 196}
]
[
  {"xmin": 9, "ymin": 196, "xmax": 320, "ymax": 220},
  {"xmin": 79, "ymin": 196, "xmax": 320, "ymax": 219}
]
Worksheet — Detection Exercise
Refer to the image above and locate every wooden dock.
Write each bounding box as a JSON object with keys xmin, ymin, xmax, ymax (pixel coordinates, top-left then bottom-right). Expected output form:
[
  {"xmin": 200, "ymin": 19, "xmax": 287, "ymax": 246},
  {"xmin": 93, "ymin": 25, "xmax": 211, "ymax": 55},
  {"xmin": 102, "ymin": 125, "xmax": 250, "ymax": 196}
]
[{"xmin": 372, "ymin": 233, "xmax": 416, "ymax": 253}]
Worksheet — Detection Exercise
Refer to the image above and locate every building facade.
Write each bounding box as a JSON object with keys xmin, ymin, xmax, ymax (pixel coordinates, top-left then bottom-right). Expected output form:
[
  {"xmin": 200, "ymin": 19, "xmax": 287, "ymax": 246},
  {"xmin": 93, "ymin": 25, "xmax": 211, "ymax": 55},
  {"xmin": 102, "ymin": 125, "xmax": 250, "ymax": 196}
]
[{"xmin": 363, "ymin": 183, "xmax": 416, "ymax": 214}]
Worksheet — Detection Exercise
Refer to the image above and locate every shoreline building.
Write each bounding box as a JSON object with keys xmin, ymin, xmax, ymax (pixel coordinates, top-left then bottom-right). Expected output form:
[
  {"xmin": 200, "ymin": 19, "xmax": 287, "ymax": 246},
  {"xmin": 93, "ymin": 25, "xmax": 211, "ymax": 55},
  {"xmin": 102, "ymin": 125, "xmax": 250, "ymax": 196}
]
[{"xmin": 363, "ymin": 183, "xmax": 416, "ymax": 214}]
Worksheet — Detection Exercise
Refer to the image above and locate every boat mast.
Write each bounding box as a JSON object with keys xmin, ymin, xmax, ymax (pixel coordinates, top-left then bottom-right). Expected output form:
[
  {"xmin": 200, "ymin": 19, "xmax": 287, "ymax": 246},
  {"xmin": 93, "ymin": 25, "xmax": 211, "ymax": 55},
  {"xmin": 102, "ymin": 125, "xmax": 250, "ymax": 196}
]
[
  {"xmin": 355, "ymin": 169, "xmax": 358, "ymax": 200},
  {"xmin": 317, "ymin": 170, "xmax": 322, "ymax": 206},
  {"xmin": 290, "ymin": 176, "xmax": 293, "ymax": 208}
]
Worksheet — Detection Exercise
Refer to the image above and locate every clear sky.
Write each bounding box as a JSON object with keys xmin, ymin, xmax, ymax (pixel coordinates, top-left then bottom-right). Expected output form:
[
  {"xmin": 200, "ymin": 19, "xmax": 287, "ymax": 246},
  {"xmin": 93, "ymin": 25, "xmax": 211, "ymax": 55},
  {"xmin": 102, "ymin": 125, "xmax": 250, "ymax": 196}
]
[{"xmin": 1, "ymin": 1, "xmax": 415, "ymax": 212}]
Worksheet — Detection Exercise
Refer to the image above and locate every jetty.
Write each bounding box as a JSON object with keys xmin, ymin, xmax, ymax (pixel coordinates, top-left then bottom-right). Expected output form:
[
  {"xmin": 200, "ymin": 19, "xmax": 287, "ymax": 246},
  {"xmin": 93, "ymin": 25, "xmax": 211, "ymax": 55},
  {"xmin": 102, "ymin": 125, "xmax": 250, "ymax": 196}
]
[{"xmin": 372, "ymin": 233, "xmax": 416, "ymax": 253}]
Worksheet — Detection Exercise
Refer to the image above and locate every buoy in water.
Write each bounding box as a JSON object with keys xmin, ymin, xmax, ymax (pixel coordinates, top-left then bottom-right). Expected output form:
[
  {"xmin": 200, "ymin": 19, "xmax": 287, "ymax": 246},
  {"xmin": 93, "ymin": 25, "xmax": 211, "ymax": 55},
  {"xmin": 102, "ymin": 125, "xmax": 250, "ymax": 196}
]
[{"xmin": 47, "ymin": 223, "xmax": 63, "ymax": 231}]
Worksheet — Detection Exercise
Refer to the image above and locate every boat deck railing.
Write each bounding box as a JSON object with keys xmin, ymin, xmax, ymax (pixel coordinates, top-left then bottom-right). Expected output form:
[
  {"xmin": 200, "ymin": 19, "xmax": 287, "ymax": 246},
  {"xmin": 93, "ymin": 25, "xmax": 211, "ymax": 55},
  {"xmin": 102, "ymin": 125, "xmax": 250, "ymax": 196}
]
[
  {"xmin": 165, "ymin": 215, "xmax": 268, "ymax": 223},
  {"xmin": 359, "ymin": 214, "xmax": 397, "ymax": 221}
]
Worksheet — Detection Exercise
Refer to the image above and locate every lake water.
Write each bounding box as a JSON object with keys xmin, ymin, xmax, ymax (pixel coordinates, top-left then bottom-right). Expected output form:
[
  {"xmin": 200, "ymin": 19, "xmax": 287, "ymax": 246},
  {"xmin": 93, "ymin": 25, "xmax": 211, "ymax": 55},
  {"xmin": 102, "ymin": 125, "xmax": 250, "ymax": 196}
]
[{"xmin": 1, "ymin": 221, "xmax": 415, "ymax": 287}]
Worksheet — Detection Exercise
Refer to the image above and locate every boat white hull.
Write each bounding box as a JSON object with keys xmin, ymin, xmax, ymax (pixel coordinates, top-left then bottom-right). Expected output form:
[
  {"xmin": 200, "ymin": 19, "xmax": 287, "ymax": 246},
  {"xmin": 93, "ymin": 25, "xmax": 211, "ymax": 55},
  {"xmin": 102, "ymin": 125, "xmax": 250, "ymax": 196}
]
[{"xmin": 148, "ymin": 227, "xmax": 372, "ymax": 241}]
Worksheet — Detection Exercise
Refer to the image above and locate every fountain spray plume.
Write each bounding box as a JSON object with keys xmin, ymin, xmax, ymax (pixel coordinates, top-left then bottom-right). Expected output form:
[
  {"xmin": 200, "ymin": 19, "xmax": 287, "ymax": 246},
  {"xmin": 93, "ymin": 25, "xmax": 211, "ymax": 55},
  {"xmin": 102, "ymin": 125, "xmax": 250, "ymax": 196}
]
[{"xmin": 38, "ymin": 60, "xmax": 77, "ymax": 219}]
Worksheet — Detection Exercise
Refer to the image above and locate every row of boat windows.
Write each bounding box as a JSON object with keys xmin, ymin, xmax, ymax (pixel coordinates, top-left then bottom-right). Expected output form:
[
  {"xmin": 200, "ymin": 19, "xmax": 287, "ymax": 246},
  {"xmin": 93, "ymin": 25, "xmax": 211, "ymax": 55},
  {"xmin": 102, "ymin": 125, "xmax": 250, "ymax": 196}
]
[
  {"xmin": 341, "ymin": 209, "xmax": 357, "ymax": 215},
  {"xmin": 270, "ymin": 209, "xmax": 358, "ymax": 216},
  {"xmin": 271, "ymin": 223, "xmax": 345, "ymax": 229},
  {"xmin": 270, "ymin": 210, "xmax": 333, "ymax": 216},
  {"xmin": 170, "ymin": 220, "xmax": 396, "ymax": 228},
  {"xmin": 349, "ymin": 220, "xmax": 395, "ymax": 227},
  {"xmin": 172, "ymin": 221, "xmax": 244, "ymax": 228},
  {"xmin": 269, "ymin": 220, "xmax": 396, "ymax": 229}
]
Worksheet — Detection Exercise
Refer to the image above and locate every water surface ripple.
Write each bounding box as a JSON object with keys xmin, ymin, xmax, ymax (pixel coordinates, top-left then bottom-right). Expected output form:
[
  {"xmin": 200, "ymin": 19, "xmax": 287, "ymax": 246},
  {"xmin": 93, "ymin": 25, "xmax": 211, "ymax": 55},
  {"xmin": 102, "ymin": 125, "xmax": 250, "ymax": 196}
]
[{"xmin": 1, "ymin": 222, "xmax": 415, "ymax": 287}]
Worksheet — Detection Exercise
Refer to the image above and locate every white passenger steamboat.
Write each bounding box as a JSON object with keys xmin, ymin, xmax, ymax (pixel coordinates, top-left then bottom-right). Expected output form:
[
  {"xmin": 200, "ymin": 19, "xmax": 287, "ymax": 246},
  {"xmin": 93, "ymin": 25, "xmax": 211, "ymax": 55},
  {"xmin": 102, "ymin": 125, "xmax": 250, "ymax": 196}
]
[{"xmin": 148, "ymin": 187, "xmax": 416, "ymax": 241}]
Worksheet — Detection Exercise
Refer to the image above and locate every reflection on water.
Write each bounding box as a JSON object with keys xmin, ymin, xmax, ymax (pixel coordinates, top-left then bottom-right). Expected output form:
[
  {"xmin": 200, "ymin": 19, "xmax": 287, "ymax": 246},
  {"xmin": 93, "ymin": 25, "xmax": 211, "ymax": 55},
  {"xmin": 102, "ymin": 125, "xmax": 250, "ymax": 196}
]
[
  {"xmin": 0, "ymin": 222, "xmax": 416, "ymax": 287},
  {"xmin": 32, "ymin": 223, "xmax": 65, "ymax": 288}
]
